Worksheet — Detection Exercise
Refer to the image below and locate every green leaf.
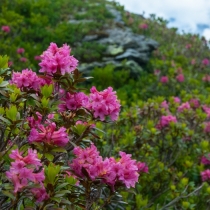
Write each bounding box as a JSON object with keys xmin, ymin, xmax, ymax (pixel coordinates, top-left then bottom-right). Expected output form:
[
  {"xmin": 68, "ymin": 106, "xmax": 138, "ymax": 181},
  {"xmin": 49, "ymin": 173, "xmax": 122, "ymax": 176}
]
[
  {"xmin": 6, "ymin": 105, "xmax": 17, "ymax": 121},
  {"xmin": 45, "ymin": 153, "xmax": 54, "ymax": 161},
  {"xmin": 41, "ymin": 84, "xmax": 53, "ymax": 98},
  {"xmin": 51, "ymin": 147, "xmax": 67, "ymax": 153},
  {"xmin": 2, "ymin": 190, "xmax": 15, "ymax": 200}
]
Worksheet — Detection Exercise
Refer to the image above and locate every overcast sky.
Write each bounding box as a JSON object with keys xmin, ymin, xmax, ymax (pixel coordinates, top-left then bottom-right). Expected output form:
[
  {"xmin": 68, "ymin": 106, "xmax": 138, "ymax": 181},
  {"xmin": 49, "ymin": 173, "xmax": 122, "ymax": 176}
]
[{"xmin": 115, "ymin": 0, "xmax": 210, "ymax": 40}]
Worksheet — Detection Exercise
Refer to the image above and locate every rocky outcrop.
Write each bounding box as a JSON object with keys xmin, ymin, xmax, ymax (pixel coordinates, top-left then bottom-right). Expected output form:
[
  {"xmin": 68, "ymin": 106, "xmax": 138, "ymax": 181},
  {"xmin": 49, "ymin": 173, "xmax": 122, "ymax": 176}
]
[{"xmin": 78, "ymin": 4, "xmax": 158, "ymax": 76}]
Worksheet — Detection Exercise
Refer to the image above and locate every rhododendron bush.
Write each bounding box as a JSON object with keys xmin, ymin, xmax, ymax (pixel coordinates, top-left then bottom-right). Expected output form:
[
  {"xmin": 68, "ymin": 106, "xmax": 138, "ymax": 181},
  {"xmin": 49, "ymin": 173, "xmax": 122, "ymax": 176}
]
[{"xmin": 0, "ymin": 43, "xmax": 147, "ymax": 209}]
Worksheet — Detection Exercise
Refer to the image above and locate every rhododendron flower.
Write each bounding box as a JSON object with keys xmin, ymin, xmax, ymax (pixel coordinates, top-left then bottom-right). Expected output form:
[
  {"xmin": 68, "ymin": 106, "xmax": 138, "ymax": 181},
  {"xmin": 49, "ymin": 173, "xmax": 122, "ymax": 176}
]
[
  {"xmin": 201, "ymin": 154, "xmax": 210, "ymax": 165},
  {"xmin": 11, "ymin": 69, "xmax": 45, "ymax": 91},
  {"xmin": 28, "ymin": 122, "xmax": 69, "ymax": 147},
  {"xmin": 160, "ymin": 76, "xmax": 168, "ymax": 84},
  {"xmin": 58, "ymin": 92, "xmax": 89, "ymax": 112},
  {"xmin": 70, "ymin": 144, "xmax": 147, "ymax": 189},
  {"xmin": 128, "ymin": 17, "xmax": 134, "ymax": 24},
  {"xmin": 17, "ymin": 48, "xmax": 25, "ymax": 54},
  {"xmin": 1, "ymin": 25, "xmax": 10, "ymax": 33},
  {"xmin": 30, "ymin": 184, "xmax": 49, "ymax": 202},
  {"xmin": 173, "ymin": 97, "xmax": 181, "ymax": 104},
  {"xmin": 204, "ymin": 122, "xmax": 210, "ymax": 133},
  {"xmin": 191, "ymin": 59, "xmax": 196, "ymax": 65},
  {"xmin": 201, "ymin": 169, "xmax": 210, "ymax": 182},
  {"xmin": 6, "ymin": 149, "xmax": 46, "ymax": 196},
  {"xmin": 20, "ymin": 57, "xmax": 27, "ymax": 62},
  {"xmin": 176, "ymin": 74, "xmax": 185, "ymax": 82},
  {"xmin": 185, "ymin": 44, "xmax": 192, "ymax": 49},
  {"xmin": 39, "ymin": 42, "xmax": 78, "ymax": 75},
  {"xmin": 177, "ymin": 102, "xmax": 191, "ymax": 112},
  {"xmin": 157, "ymin": 115, "xmax": 177, "ymax": 129},
  {"xmin": 189, "ymin": 98, "xmax": 200, "ymax": 108},
  {"xmin": 34, "ymin": 55, "xmax": 42, "ymax": 60},
  {"xmin": 86, "ymin": 86, "xmax": 121, "ymax": 121},
  {"xmin": 154, "ymin": 69, "xmax": 161, "ymax": 76},
  {"xmin": 202, "ymin": 75, "xmax": 210, "ymax": 82},
  {"xmin": 8, "ymin": 61, "xmax": 13, "ymax": 67},
  {"xmin": 202, "ymin": 58, "xmax": 209, "ymax": 66},
  {"xmin": 139, "ymin": 23, "xmax": 148, "ymax": 29},
  {"xmin": 203, "ymin": 105, "xmax": 210, "ymax": 118},
  {"xmin": 161, "ymin": 100, "xmax": 169, "ymax": 109}
]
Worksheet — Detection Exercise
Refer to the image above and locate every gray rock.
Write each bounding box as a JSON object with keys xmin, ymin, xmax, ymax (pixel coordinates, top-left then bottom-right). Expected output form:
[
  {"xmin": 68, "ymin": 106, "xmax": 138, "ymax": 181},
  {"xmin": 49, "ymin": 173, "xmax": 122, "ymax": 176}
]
[{"xmin": 83, "ymin": 35, "xmax": 99, "ymax": 42}]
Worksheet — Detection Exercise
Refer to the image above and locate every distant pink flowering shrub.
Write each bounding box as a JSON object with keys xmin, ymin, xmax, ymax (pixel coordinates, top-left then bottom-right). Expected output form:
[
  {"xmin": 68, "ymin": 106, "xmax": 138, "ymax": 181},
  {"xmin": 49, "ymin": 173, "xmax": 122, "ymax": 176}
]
[
  {"xmin": 204, "ymin": 122, "xmax": 210, "ymax": 133},
  {"xmin": 20, "ymin": 57, "xmax": 27, "ymax": 62},
  {"xmin": 34, "ymin": 55, "xmax": 42, "ymax": 60},
  {"xmin": 17, "ymin": 48, "xmax": 25, "ymax": 54},
  {"xmin": 39, "ymin": 42, "xmax": 78, "ymax": 75},
  {"xmin": 177, "ymin": 102, "xmax": 191, "ymax": 112},
  {"xmin": 1, "ymin": 25, "xmax": 10, "ymax": 33},
  {"xmin": 202, "ymin": 58, "xmax": 209, "ymax": 66},
  {"xmin": 201, "ymin": 169, "xmax": 210, "ymax": 182},
  {"xmin": 202, "ymin": 75, "xmax": 210, "ymax": 82},
  {"xmin": 173, "ymin": 97, "xmax": 181, "ymax": 104},
  {"xmin": 139, "ymin": 23, "xmax": 148, "ymax": 29},
  {"xmin": 157, "ymin": 115, "xmax": 177, "ymax": 129},
  {"xmin": 160, "ymin": 76, "xmax": 169, "ymax": 84},
  {"xmin": 176, "ymin": 74, "xmax": 185, "ymax": 82},
  {"xmin": 201, "ymin": 154, "xmax": 210, "ymax": 165}
]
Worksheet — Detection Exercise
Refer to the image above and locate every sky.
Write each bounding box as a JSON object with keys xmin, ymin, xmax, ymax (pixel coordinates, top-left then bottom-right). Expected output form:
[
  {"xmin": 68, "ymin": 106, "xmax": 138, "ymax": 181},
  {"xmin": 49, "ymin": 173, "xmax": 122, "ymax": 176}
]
[{"xmin": 115, "ymin": 0, "xmax": 210, "ymax": 40}]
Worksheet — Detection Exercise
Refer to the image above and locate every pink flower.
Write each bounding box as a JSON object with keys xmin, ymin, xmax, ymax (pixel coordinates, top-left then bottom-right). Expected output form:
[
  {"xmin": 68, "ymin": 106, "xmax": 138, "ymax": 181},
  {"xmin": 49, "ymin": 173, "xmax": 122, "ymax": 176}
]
[
  {"xmin": 185, "ymin": 44, "xmax": 192, "ymax": 49},
  {"xmin": 202, "ymin": 58, "xmax": 209, "ymax": 66},
  {"xmin": 157, "ymin": 115, "xmax": 177, "ymax": 129},
  {"xmin": 28, "ymin": 122, "xmax": 69, "ymax": 147},
  {"xmin": 20, "ymin": 57, "xmax": 27, "ymax": 62},
  {"xmin": 201, "ymin": 169, "xmax": 210, "ymax": 181},
  {"xmin": 39, "ymin": 42, "xmax": 78, "ymax": 75},
  {"xmin": 58, "ymin": 92, "xmax": 89, "ymax": 112},
  {"xmin": 203, "ymin": 105, "xmax": 210, "ymax": 118},
  {"xmin": 173, "ymin": 97, "xmax": 181, "ymax": 104},
  {"xmin": 189, "ymin": 98, "xmax": 200, "ymax": 108},
  {"xmin": 154, "ymin": 69, "xmax": 161, "ymax": 76},
  {"xmin": 1, "ymin": 25, "xmax": 10, "ymax": 33},
  {"xmin": 6, "ymin": 149, "xmax": 45, "ymax": 195},
  {"xmin": 191, "ymin": 59, "xmax": 196, "ymax": 65},
  {"xmin": 30, "ymin": 185, "xmax": 49, "ymax": 202},
  {"xmin": 17, "ymin": 48, "xmax": 25, "ymax": 54},
  {"xmin": 204, "ymin": 122, "xmax": 210, "ymax": 133},
  {"xmin": 139, "ymin": 23, "xmax": 148, "ymax": 29},
  {"xmin": 201, "ymin": 154, "xmax": 210, "ymax": 165},
  {"xmin": 177, "ymin": 102, "xmax": 191, "ymax": 112},
  {"xmin": 11, "ymin": 69, "xmax": 45, "ymax": 91},
  {"xmin": 161, "ymin": 100, "xmax": 169, "ymax": 109},
  {"xmin": 8, "ymin": 61, "xmax": 13, "ymax": 67},
  {"xmin": 202, "ymin": 75, "xmax": 210, "ymax": 82},
  {"xmin": 176, "ymin": 74, "xmax": 185, "ymax": 82},
  {"xmin": 34, "ymin": 55, "xmax": 42, "ymax": 60},
  {"xmin": 128, "ymin": 17, "xmax": 134, "ymax": 24},
  {"xmin": 86, "ymin": 86, "xmax": 121, "ymax": 121},
  {"xmin": 160, "ymin": 76, "xmax": 168, "ymax": 84}
]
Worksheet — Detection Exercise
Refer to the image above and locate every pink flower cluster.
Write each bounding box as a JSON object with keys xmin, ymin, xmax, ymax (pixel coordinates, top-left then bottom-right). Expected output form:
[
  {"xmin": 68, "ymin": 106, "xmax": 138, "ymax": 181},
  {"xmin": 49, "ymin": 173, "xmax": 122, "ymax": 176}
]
[
  {"xmin": 202, "ymin": 75, "xmax": 210, "ymax": 82},
  {"xmin": 176, "ymin": 74, "xmax": 185, "ymax": 82},
  {"xmin": 6, "ymin": 149, "xmax": 48, "ymax": 202},
  {"xmin": 87, "ymin": 86, "xmax": 120, "ymax": 121},
  {"xmin": 17, "ymin": 48, "xmax": 25, "ymax": 54},
  {"xmin": 177, "ymin": 102, "xmax": 191, "ymax": 112},
  {"xmin": 70, "ymin": 144, "xmax": 148, "ymax": 189},
  {"xmin": 139, "ymin": 23, "xmax": 148, "ymax": 29},
  {"xmin": 204, "ymin": 122, "xmax": 210, "ymax": 133},
  {"xmin": 201, "ymin": 169, "xmax": 210, "ymax": 182},
  {"xmin": 28, "ymin": 121, "xmax": 69, "ymax": 147},
  {"xmin": 58, "ymin": 92, "xmax": 88, "ymax": 112},
  {"xmin": 202, "ymin": 105, "xmax": 210, "ymax": 118},
  {"xmin": 1, "ymin": 25, "xmax": 10, "ymax": 33},
  {"xmin": 156, "ymin": 115, "xmax": 177, "ymax": 129},
  {"xmin": 160, "ymin": 76, "xmax": 168, "ymax": 84},
  {"xmin": 39, "ymin": 42, "xmax": 78, "ymax": 75},
  {"xmin": 11, "ymin": 69, "xmax": 45, "ymax": 91},
  {"xmin": 202, "ymin": 58, "xmax": 209, "ymax": 66},
  {"xmin": 201, "ymin": 154, "xmax": 210, "ymax": 165}
]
